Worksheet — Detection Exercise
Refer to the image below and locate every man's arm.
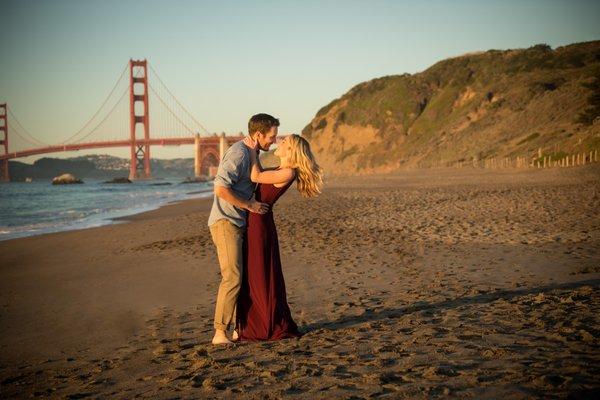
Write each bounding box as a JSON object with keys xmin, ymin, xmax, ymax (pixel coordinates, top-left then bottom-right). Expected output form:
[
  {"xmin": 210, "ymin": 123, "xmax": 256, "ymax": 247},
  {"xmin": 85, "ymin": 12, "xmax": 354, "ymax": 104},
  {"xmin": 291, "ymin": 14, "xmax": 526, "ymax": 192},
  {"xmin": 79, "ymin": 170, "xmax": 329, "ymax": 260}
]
[
  {"xmin": 214, "ymin": 185, "xmax": 268, "ymax": 214},
  {"xmin": 213, "ymin": 145, "xmax": 268, "ymax": 214}
]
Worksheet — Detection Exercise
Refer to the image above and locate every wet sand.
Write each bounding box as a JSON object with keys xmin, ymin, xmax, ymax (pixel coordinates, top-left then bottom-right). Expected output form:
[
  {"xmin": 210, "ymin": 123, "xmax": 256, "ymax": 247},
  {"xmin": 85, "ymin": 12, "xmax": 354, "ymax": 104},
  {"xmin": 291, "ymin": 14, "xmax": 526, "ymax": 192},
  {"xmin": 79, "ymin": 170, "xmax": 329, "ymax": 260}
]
[{"xmin": 1, "ymin": 165, "xmax": 599, "ymax": 399}]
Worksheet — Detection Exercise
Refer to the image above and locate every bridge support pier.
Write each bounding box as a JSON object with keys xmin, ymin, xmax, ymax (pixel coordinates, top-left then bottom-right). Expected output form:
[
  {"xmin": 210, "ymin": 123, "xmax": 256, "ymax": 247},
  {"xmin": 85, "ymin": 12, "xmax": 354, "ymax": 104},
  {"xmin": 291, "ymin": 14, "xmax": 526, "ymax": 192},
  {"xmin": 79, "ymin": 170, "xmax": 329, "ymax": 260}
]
[
  {"xmin": 219, "ymin": 133, "xmax": 229, "ymax": 161},
  {"xmin": 0, "ymin": 160, "xmax": 7, "ymax": 182},
  {"xmin": 0, "ymin": 103, "xmax": 8, "ymax": 182},
  {"xmin": 194, "ymin": 134, "xmax": 223, "ymax": 178},
  {"xmin": 194, "ymin": 134, "xmax": 201, "ymax": 178}
]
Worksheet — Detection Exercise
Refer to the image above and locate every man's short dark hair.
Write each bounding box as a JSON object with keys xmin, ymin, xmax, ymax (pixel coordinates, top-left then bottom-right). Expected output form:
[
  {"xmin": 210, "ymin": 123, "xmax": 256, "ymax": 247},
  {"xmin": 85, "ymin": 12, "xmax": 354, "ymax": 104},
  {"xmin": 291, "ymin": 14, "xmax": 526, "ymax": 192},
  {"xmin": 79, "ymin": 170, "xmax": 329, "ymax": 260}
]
[{"xmin": 248, "ymin": 113, "xmax": 280, "ymax": 136}]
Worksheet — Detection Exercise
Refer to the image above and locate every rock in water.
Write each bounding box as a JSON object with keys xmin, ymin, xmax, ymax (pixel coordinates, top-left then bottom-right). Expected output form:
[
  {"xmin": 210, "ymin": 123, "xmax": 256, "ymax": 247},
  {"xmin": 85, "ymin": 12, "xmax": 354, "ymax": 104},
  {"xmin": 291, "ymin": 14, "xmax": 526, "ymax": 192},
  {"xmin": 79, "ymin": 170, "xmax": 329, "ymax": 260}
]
[
  {"xmin": 52, "ymin": 173, "xmax": 83, "ymax": 185},
  {"xmin": 103, "ymin": 177, "xmax": 131, "ymax": 184}
]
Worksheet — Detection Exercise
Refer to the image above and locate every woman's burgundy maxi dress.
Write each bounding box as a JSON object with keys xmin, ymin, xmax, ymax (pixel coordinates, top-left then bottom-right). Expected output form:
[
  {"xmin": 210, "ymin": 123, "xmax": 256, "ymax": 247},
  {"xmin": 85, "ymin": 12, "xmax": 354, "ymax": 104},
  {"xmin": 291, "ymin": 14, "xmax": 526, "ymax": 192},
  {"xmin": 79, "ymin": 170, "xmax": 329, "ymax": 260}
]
[{"xmin": 237, "ymin": 180, "xmax": 303, "ymax": 341}]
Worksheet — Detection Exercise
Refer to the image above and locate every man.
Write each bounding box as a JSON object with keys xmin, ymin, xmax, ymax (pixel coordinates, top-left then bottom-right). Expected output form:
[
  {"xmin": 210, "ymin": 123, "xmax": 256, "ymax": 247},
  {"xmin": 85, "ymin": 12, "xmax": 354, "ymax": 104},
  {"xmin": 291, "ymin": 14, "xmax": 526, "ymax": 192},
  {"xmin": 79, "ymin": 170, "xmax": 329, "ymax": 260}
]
[{"xmin": 208, "ymin": 113, "xmax": 279, "ymax": 345}]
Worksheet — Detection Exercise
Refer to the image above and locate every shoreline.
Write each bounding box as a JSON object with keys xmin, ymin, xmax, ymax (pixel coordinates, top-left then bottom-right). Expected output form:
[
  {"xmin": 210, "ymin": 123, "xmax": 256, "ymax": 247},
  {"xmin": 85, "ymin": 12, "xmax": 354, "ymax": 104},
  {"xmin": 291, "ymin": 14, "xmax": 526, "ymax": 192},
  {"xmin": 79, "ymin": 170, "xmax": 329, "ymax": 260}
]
[
  {"xmin": 114, "ymin": 191, "xmax": 213, "ymax": 223},
  {"xmin": 0, "ymin": 186, "xmax": 214, "ymax": 243},
  {"xmin": 1, "ymin": 163, "xmax": 596, "ymax": 244}
]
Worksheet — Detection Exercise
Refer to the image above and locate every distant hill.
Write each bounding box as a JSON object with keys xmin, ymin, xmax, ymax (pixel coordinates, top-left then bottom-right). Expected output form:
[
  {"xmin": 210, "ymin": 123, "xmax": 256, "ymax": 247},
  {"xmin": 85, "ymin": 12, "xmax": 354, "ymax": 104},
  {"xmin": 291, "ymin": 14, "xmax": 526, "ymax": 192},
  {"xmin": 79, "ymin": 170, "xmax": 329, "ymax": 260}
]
[
  {"xmin": 8, "ymin": 155, "xmax": 196, "ymax": 181},
  {"xmin": 302, "ymin": 41, "xmax": 600, "ymax": 174},
  {"xmin": 8, "ymin": 152, "xmax": 280, "ymax": 182}
]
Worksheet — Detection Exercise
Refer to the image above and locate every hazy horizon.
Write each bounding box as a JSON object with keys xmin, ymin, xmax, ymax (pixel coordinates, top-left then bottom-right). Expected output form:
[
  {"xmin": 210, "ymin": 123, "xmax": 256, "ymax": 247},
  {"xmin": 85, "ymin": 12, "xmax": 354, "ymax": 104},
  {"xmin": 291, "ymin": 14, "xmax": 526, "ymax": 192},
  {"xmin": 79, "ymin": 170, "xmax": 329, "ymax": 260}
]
[{"xmin": 1, "ymin": 0, "xmax": 599, "ymax": 162}]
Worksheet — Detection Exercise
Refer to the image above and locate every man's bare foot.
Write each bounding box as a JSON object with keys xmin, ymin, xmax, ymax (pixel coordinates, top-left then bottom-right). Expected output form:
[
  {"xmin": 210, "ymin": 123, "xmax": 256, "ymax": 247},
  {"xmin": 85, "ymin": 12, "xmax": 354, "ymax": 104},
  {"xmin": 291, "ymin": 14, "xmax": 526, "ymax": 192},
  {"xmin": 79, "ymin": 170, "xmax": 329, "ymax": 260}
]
[
  {"xmin": 232, "ymin": 329, "xmax": 239, "ymax": 342},
  {"xmin": 212, "ymin": 329, "xmax": 232, "ymax": 345}
]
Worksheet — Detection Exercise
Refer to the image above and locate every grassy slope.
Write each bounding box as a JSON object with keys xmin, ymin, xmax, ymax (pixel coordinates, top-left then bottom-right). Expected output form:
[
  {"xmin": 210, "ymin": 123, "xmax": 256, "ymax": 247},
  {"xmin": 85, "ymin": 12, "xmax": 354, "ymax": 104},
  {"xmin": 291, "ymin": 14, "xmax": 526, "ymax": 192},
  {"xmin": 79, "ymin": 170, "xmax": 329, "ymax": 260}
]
[{"xmin": 302, "ymin": 41, "xmax": 600, "ymax": 174}]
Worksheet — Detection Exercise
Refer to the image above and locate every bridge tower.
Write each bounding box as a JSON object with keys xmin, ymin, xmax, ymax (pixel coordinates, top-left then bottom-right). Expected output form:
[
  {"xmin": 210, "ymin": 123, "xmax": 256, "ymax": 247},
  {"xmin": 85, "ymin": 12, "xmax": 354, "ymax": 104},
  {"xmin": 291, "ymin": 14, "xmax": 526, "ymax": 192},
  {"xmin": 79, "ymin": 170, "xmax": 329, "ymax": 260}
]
[
  {"xmin": 0, "ymin": 103, "xmax": 8, "ymax": 182},
  {"xmin": 129, "ymin": 60, "xmax": 151, "ymax": 180}
]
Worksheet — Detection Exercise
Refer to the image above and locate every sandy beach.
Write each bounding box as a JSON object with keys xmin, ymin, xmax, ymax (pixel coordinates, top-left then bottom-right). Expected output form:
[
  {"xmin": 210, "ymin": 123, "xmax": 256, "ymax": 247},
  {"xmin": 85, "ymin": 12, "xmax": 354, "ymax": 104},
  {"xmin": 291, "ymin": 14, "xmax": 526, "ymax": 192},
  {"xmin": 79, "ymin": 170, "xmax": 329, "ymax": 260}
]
[{"xmin": 1, "ymin": 165, "xmax": 599, "ymax": 399}]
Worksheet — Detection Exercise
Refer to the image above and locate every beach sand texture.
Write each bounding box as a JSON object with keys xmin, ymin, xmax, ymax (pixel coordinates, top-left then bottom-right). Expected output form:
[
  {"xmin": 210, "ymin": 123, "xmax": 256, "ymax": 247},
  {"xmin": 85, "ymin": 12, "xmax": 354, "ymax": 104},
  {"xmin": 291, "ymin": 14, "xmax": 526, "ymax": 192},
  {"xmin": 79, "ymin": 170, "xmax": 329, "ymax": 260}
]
[{"xmin": 1, "ymin": 165, "xmax": 599, "ymax": 399}]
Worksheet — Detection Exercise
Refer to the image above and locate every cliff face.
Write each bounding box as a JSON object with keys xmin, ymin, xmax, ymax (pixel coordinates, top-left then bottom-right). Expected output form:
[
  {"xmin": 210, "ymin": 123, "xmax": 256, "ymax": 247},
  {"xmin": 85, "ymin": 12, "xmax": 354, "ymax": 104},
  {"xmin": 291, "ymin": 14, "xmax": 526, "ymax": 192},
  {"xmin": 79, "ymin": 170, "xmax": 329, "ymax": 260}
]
[{"xmin": 302, "ymin": 41, "xmax": 600, "ymax": 174}]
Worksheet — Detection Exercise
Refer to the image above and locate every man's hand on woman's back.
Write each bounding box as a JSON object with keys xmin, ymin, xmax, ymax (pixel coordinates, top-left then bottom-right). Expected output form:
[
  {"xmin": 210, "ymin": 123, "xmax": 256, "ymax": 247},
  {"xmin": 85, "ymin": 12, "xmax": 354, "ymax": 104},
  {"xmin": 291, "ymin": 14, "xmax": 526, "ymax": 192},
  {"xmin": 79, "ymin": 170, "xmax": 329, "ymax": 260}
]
[{"xmin": 246, "ymin": 199, "xmax": 269, "ymax": 214}]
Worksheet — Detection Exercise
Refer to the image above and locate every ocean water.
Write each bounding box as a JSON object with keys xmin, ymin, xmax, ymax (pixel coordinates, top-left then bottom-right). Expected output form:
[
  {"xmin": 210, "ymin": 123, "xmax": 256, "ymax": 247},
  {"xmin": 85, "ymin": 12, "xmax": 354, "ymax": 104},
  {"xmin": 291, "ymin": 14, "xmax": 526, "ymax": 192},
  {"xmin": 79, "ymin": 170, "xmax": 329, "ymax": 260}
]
[{"xmin": 0, "ymin": 178, "xmax": 213, "ymax": 241}]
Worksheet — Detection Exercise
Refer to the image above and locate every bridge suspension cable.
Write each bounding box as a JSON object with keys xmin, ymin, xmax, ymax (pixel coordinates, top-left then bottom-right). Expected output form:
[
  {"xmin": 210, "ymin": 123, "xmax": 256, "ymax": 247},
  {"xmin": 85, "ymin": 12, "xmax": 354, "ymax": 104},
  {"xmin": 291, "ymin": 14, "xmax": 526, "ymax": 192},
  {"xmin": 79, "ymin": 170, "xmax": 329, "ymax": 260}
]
[
  {"xmin": 148, "ymin": 62, "xmax": 210, "ymax": 135},
  {"xmin": 72, "ymin": 86, "xmax": 129, "ymax": 144},
  {"xmin": 149, "ymin": 83, "xmax": 197, "ymax": 136},
  {"xmin": 6, "ymin": 107, "xmax": 48, "ymax": 147},
  {"xmin": 60, "ymin": 62, "xmax": 129, "ymax": 144},
  {"xmin": 3, "ymin": 59, "xmax": 217, "ymax": 159}
]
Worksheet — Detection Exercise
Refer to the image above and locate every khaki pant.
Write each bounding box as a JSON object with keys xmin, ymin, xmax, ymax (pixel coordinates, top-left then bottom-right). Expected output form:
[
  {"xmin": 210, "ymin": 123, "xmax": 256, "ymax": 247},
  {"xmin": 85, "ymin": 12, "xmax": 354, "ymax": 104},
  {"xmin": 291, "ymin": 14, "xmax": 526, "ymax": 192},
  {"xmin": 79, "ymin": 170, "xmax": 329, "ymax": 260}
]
[{"xmin": 209, "ymin": 219, "xmax": 244, "ymax": 331}]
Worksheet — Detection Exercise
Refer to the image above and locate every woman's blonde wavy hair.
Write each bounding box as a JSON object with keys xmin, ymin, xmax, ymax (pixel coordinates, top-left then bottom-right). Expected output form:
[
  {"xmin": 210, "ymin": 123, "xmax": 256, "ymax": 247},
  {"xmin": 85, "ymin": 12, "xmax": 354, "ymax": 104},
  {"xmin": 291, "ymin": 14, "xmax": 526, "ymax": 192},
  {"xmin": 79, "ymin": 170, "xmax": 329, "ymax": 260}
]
[{"xmin": 286, "ymin": 134, "xmax": 323, "ymax": 198}]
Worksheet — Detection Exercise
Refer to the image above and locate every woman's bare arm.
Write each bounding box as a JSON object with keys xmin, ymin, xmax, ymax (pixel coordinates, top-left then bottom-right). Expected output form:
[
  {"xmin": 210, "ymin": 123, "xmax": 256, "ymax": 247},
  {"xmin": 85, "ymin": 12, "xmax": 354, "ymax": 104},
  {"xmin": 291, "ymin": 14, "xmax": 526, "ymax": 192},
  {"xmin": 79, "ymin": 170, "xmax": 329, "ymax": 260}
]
[{"xmin": 249, "ymin": 149, "xmax": 294, "ymax": 184}]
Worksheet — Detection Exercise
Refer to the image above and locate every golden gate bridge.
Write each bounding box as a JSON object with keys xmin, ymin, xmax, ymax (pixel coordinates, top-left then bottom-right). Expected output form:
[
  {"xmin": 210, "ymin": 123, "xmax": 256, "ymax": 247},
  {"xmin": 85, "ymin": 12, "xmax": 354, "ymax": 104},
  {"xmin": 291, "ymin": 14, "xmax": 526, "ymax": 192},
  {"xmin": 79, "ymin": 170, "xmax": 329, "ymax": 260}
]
[{"xmin": 0, "ymin": 59, "xmax": 249, "ymax": 182}]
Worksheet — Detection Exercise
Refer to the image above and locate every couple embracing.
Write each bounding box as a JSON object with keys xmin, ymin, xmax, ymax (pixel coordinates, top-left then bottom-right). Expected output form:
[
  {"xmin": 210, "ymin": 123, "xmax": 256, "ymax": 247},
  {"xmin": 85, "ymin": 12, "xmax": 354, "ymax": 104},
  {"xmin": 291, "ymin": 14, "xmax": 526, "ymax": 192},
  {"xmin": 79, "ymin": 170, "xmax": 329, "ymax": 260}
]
[{"xmin": 207, "ymin": 113, "xmax": 323, "ymax": 344}]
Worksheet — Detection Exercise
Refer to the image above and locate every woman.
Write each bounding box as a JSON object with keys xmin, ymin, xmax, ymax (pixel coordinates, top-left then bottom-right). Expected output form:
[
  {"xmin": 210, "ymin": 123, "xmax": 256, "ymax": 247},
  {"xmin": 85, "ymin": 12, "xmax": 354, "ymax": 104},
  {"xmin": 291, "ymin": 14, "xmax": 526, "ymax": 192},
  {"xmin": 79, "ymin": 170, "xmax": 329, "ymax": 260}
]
[{"xmin": 234, "ymin": 134, "xmax": 323, "ymax": 341}]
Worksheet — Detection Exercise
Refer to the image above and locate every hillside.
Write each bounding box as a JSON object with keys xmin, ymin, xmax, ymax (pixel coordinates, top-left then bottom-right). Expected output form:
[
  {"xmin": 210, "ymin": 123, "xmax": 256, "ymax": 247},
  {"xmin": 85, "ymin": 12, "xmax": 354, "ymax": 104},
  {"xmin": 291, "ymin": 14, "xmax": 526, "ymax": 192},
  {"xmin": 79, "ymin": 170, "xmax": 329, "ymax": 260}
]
[
  {"xmin": 302, "ymin": 41, "xmax": 600, "ymax": 174},
  {"xmin": 8, "ymin": 155, "xmax": 197, "ymax": 181}
]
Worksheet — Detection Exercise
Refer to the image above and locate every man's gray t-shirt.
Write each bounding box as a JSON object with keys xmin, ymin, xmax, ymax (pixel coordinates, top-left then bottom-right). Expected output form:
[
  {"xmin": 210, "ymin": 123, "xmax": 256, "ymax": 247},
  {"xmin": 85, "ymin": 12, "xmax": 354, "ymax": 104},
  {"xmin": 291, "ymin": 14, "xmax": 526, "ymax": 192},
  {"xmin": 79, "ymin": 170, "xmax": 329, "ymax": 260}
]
[{"xmin": 207, "ymin": 140, "xmax": 255, "ymax": 228}]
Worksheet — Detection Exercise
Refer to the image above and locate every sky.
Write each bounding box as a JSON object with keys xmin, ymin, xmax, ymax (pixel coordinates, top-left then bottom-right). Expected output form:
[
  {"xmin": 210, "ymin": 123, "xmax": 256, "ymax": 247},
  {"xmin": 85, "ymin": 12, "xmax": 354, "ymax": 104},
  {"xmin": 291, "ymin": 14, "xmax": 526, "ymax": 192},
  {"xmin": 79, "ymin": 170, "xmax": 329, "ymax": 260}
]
[{"xmin": 1, "ymin": 0, "xmax": 599, "ymax": 161}]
